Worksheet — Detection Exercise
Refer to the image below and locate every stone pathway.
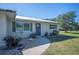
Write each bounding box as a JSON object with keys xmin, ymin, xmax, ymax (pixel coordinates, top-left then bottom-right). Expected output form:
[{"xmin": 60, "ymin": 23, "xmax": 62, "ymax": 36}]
[{"xmin": 22, "ymin": 37, "xmax": 50, "ymax": 55}]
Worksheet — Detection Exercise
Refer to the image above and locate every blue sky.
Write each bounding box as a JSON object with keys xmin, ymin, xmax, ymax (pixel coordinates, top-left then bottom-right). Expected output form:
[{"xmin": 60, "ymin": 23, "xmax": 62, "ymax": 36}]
[{"xmin": 0, "ymin": 3, "xmax": 79, "ymax": 21}]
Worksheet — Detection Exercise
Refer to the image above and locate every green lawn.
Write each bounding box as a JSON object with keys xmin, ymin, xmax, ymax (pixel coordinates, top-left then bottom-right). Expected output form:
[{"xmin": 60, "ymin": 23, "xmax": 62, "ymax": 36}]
[{"xmin": 43, "ymin": 31, "xmax": 79, "ymax": 55}]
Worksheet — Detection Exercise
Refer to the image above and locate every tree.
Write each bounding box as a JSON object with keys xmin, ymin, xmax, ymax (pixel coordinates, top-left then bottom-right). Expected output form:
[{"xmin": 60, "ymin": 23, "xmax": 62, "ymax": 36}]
[
  {"xmin": 51, "ymin": 11, "xmax": 76, "ymax": 32},
  {"xmin": 74, "ymin": 22, "xmax": 79, "ymax": 30},
  {"xmin": 62, "ymin": 11, "xmax": 76, "ymax": 32}
]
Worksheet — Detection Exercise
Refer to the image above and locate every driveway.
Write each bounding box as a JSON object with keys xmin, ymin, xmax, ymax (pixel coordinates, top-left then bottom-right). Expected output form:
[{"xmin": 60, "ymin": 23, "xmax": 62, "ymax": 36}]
[{"xmin": 22, "ymin": 37, "xmax": 50, "ymax": 55}]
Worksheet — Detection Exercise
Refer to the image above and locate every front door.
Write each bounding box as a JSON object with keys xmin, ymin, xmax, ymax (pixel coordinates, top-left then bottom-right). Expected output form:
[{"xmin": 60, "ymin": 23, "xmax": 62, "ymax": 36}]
[{"xmin": 36, "ymin": 23, "xmax": 41, "ymax": 36}]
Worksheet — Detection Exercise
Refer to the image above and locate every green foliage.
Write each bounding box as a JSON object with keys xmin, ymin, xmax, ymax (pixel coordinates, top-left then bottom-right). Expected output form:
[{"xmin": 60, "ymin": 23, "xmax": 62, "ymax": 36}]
[
  {"xmin": 53, "ymin": 30, "xmax": 59, "ymax": 35},
  {"xmin": 74, "ymin": 22, "xmax": 79, "ymax": 30},
  {"xmin": 29, "ymin": 33, "xmax": 37, "ymax": 38},
  {"xmin": 4, "ymin": 36, "xmax": 22, "ymax": 48},
  {"xmin": 51, "ymin": 11, "xmax": 77, "ymax": 31},
  {"xmin": 49, "ymin": 30, "xmax": 59, "ymax": 36},
  {"xmin": 44, "ymin": 32, "xmax": 48, "ymax": 37}
]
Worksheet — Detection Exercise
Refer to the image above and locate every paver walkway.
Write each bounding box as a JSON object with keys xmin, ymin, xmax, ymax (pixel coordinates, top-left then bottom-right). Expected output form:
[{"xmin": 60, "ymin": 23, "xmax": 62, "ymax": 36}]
[{"xmin": 22, "ymin": 37, "xmax": 50, "ymax": 55}]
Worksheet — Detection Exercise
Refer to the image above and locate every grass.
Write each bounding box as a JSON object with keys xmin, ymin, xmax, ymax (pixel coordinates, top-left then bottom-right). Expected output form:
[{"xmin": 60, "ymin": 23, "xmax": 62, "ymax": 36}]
[{"xmin": 43, "ymin": 31, "xmax": 79, "ymax": 55}]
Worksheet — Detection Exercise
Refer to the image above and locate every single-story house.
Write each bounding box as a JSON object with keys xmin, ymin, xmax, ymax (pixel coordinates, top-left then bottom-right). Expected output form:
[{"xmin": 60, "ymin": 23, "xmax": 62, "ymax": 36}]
[{"xmin": 0, "ymin": 9, "xmax": 59, "ymax": 47}]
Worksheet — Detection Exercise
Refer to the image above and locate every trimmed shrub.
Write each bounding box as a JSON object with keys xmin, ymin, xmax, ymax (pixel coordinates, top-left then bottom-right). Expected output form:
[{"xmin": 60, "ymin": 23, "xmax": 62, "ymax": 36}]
[
  {"xmin": 29, "ymin": 33, "xmax": 37, "ymax": 38},
  {"xmin": 49, "ymin": 30, "xmax": 59, "ymax": 37},
  {"xmin": 49, "ymin": 33, "xmax": 53, "ymax": 37},
  {"xmin": 44, "ymin": 32, "xmax": 48, "ymax": 37},
  {"xmin": 52, "ymin": 30, "xmax": 59, "ymax": 35}
]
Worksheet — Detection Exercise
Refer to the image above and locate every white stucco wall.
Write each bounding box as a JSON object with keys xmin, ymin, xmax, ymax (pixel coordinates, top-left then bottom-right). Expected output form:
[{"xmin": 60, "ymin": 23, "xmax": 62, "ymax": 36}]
[
  {"xmin": 6, "ymin": 16, "xmax": 11, "ymax": 36},
  {"xmin": 41, "ymin": 22, "xmax": 58, "ymax": 36},
  {"xmin": 0, "ymin": 13, "xmax": 7, "ymax": 47},
  {"xmin": 10, "ymin": 19, "xmax": 58, "ymax": 38},
  {"xmin": 41, "ymin": 23, "xmax": 48, "ymax": 36},
  {"xmin": 11, "ymin": 20, "xmax": 36, "ymax": 38}
]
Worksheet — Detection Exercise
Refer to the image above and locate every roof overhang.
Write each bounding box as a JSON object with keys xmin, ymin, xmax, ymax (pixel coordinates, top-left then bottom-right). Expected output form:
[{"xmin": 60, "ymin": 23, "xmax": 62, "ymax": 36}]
[
  {"xmin": 16, "ymin": 16, "xmax": 58, "ymax": 24},
  {"xmin": 0, "ymin": 9, "xmax": 16, "ymax": 19}
]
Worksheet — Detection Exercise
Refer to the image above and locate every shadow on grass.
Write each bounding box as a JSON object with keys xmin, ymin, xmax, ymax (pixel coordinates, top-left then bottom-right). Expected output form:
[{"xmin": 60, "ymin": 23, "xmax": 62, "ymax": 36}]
[{"xmin": 48, "ymin": 35, "xmax": 78, "ymax": 43}]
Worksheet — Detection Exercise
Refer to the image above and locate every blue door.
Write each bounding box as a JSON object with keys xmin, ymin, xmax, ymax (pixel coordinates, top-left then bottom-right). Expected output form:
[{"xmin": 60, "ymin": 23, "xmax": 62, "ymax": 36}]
[{"xmin": 36, "ymin": 23, "xmax": 41, "ymax": 36}]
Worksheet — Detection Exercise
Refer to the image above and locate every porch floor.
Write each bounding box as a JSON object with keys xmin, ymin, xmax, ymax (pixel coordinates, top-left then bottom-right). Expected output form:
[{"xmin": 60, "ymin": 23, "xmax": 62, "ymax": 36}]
[{"xmin": 0, "ymin": 37, "xmax": 50, "ymax": 55}]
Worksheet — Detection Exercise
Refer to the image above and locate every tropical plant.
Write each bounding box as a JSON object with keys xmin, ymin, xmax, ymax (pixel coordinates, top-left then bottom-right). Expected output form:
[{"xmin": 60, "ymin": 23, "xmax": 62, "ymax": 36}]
[{"xmin": 4, "ymin": 36, "xmax": 22, "ymax": 48}]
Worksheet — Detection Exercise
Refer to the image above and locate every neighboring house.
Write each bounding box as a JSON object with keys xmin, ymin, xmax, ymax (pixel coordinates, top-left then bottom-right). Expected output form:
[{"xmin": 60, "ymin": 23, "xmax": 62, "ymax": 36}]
[{"xmin": 0, "ymin": 9, "xmax": 59, "ymax": 47}]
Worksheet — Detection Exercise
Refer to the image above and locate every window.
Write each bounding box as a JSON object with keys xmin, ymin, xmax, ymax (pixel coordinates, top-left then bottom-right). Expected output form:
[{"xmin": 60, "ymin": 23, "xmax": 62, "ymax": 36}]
[
  {"xmin": 16, "ymin": 21, "xmax": 23, "ymax": 32},
  {"xmin": 50, "ymin": 24, "xmax": 57, "ymax": 29},
  {"xmin": 12, "ymin": 21, "xmax": 32, "ymax": 32},
  {"xmin": 24, "ymin": 23, "xmax": 32, "ymax": 31},
  {"xmin": 12, "ymin": 21, "xmax": 16, "ymax": 32}
]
